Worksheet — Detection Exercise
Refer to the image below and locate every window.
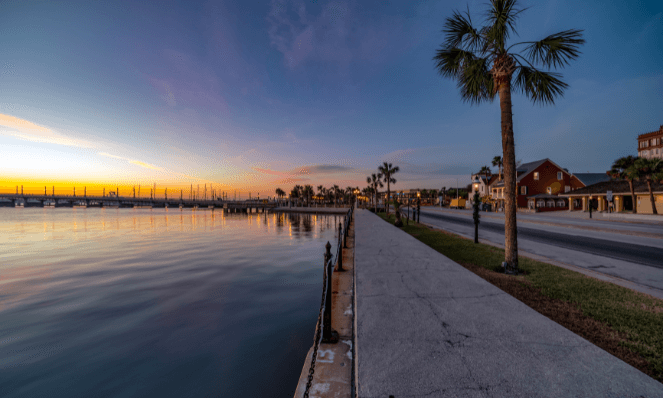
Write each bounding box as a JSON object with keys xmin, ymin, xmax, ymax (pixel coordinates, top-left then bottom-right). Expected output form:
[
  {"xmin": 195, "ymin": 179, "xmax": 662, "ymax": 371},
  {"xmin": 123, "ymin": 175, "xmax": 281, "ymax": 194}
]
[
  {"xmin": 534, "ymin": 172, "xmax": 539, "ymax": 180},
  {"xmin": 546, "ymin": 187, "xmax": 552, "ymax": 194},
  {"xmin": 520, "ymin": 186, "xmax": 527, "ymax": 195},
  {"xmin": 557, "ymin": 171, "xmax": 563, "ymax": 180},
  {"xmin": 643, "ymin": 150, "xmax": 648, "ymax": 156},
  {"xmin": 565, "ymin": 186, "xmax": 571, "ymax": 193}
]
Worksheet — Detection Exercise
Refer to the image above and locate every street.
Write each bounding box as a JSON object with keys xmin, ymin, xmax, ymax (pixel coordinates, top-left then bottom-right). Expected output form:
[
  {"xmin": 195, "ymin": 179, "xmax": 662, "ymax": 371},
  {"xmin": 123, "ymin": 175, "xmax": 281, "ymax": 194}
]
[{"xmin": 417, "ymin": 207, "xmax": 663, "ymax": 299}]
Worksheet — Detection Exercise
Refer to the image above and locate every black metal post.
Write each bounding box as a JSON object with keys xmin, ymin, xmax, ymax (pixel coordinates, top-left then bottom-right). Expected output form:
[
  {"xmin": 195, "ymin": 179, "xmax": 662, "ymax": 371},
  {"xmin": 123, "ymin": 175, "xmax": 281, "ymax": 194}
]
[
  {"xmin": 343, "ymin": 219, "xmax": 348, "ymax": 248},
  {"xmin": 322, "ymin": 241, "xmax": 338, "ymax": 343},
  {"xmin": 337, "ymin": 222, "xmax": 344, "ymax": 271}
]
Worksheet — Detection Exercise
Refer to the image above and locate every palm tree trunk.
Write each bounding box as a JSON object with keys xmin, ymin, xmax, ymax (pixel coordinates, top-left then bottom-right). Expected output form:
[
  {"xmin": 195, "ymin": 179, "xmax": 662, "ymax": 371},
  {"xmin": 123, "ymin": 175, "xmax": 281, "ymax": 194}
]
[
  {"xmin": 386, "ymin": 180, "xmax": 390, "ymax": 216},
  {"xmin": 499, "ymin": 82, "xmax": 518, "ymax": 270},
  {"xmin": 647, "ymin": 179, "xmax": 657, "ymax": 215},
  {"xmin": 629, "ymin": 180, "xmax": 637, "ymax": 214}
]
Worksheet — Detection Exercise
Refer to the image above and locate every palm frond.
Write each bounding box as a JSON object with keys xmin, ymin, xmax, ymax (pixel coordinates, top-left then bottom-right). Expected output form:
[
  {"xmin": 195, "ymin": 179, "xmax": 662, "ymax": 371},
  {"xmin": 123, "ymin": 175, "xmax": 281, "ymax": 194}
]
[
  {"xmin": 433, "ymin": 48, "xmax": 478, "ymax": 78},
  {"xmin": 524, "ymin": 29, "xmax": 585, "ymax": 68},
  {"xmin": 513, "ymin": 65, "xmax": 567, "ymax": 105},
  {"xmin": 484, "ymin": 0, "xmax": 525, "ymax": 52},
  {"xmin": 442, "ymin": 8, "xmax": 483, "ymax": 51},
  {"xmin": 458, "ymin": 56, "xmax": 496, "ymax": 104}
]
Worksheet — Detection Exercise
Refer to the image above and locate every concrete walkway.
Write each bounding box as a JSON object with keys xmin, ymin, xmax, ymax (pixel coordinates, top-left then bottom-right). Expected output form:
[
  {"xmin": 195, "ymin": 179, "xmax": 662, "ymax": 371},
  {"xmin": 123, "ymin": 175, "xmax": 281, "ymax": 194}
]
[{"xmin": 354, "ymin": 209, "xmax": 663, "ymax": 397}]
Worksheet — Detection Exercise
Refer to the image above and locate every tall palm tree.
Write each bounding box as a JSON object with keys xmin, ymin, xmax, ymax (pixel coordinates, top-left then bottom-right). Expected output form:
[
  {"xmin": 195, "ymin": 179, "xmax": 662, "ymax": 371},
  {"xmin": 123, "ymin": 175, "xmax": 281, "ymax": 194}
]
[
  {"xmin": 331, "ymin": 184, "xmax": 340, "ymax": 208},
  {"xmin": 303, "ymin": 185, "xmax": 314, "ymax": 207},
  {"xmin": 632, "ymin": 158, "xmax": 662, "ymax": 215},
  {"xmin": 434, "ymin": 0, "xmax": 584, "ymax": 270},
  {"xmin": 378, "ymin": 162, "xmax": 399, "ymax": 215},
  {"xmin": 492, "ymin": 156, "xmax": 503, "ymax": 181},
  {"xmin": 317, "ymin": 185, "xmax": 325, "ymax": 206},
  {"xmin": 367, "ymin": 173, "xmax": 384, "ymax": 213},
  {"xmin": 608, "ymin": 156, "xmax": 638, "ymax": 214}
]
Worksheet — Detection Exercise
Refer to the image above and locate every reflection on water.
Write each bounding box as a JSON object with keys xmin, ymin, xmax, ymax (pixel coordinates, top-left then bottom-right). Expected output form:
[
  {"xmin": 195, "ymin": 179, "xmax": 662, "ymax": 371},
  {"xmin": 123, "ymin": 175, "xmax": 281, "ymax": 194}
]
[{"xmin": 0, "ymin": 208, "xmax": 340, "ymax": 398}]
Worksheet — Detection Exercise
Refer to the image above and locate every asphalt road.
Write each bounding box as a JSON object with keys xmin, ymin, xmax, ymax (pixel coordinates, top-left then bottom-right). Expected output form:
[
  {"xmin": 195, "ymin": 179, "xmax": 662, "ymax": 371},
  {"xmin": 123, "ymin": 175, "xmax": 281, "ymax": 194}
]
[{"xmin": 420, "ymin": 210, "xmax": 663, "ymax": 269}]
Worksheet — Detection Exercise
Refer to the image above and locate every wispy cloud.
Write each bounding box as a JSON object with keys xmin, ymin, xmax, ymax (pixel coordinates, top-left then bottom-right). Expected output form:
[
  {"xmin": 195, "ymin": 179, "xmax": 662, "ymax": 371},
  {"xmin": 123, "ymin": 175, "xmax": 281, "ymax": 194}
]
[
  {"xmin": 0, "ymin": 114, "xmax": 95, "ymax": 148},
  {"xmin": 267, "ymin": 0, "xmax": 408, "ymax": 73},
  {"xmin": 98, "ymin": 152, "xmax": 163, "ymax": 171}
]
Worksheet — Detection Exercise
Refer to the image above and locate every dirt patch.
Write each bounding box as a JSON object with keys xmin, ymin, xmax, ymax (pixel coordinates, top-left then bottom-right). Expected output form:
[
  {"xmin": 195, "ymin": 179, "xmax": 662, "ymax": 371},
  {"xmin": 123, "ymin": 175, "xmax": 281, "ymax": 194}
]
[{"xmin": 457, "ymin": 260, "xmax": 654, "ymax": 378}]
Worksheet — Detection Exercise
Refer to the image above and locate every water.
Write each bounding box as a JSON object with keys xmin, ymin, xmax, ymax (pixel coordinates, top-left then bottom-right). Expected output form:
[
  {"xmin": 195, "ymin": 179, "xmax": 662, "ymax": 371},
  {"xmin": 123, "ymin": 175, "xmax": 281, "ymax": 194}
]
[{"xmin": 0, "ymin": 208, "xmax": 342, "ymax": 397}]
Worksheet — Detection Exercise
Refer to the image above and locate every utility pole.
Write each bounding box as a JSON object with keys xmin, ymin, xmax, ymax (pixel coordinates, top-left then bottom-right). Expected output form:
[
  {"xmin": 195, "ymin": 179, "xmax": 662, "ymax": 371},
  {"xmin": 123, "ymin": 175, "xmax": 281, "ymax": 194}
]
[
  {"xmin": 165, "ymin": 188, "xmax": 168, "ymax": 201},
  {"xmin": 84, "ymin": 186, "xmax": 86, "ymax": 198},
  {"xmin": 74, "ymin": 187, "xmax": 76, "ymax": 197},
  {"xmin": 138, "ymin": 184, "xmax": 141, "ymax": 198},
  {"xmin": 103, "ymin": 187, "xmax": 105, "ymax": 197},
  {"xmin": 52, "ymin": 186, "xmax": 54, "ymax": 196},
  {"xmin": 21, "ymin": 185, "xmax": 23, "ymax": 195},
  {"xmin": 45, "ymin": 186, "xmax": 47, "ymax": 196},
  {"xmin": 133, "ymin": 186, "xmax": 136, "ymax": 199}
]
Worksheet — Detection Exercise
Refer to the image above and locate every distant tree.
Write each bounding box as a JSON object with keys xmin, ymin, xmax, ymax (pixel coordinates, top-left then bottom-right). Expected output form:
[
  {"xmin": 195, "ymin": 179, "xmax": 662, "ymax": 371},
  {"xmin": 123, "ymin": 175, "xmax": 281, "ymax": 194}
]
[
  {"xmin": 434, "ymin": 0, "xmax": 585, "ymax": 271},
  {"xmin": 317, "ymin": 185, "xmax": 325, "ymax": 205},
  {"xmin": 303, "ymin": 185, "xmax": 314, "ymax": 207},
  {"xmin": 275, "ymin": 188, "xmax": 285, "ymax": 202},
  {"xmin": 632, "ymin": 158, "xmax": 662, "ymax": 215},
  {"xmin": 608, "ymin": 156, "xmax": 638, "ymax": 214},
  {"xmin": 492, "ymin": 156, "xmax": 503, "ymax": 180},
  {"xmin": 367, "ymin": 173, "xmax": 384, "ymax": 213},
  {"xmin": 378, "ymin": 162, "xmax": 399, "ymax": 215}
]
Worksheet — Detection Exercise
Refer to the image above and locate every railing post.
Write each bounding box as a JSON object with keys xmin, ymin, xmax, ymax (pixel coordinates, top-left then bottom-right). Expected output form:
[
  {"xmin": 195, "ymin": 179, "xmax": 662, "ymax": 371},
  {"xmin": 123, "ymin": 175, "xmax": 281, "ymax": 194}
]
[
  {"xmin": 337, "ymin": 222, "xmax": 344, "ymax": 271},
  {"xmin": 322, "ymin": 241, "xmax": 338, "ymax": 343},
  {"xmin": 343, "ymin": 219, "xmax": 348, "ymax": 249}
]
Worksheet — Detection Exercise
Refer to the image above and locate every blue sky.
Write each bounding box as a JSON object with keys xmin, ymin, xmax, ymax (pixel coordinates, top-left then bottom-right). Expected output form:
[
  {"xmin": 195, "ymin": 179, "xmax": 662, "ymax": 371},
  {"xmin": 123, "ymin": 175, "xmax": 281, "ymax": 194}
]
[{"xmin": 1, "ymin": 0, "xmax": 662, "ymax": 197}]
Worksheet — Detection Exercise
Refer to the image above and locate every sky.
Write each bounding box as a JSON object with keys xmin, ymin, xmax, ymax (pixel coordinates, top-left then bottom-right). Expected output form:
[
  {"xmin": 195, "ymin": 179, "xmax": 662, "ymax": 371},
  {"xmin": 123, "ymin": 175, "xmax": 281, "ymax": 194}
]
[{"xmin": 1, "ymin": 0, "xmax": 662, "ymax": 198}]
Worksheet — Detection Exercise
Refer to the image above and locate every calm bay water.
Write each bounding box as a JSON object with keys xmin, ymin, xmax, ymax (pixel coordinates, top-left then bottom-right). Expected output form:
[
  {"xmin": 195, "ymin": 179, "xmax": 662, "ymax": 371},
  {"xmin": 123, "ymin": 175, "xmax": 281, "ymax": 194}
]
[{"xmin": 0, "ymin": 208, "xmax": 341, "ymax": 398}]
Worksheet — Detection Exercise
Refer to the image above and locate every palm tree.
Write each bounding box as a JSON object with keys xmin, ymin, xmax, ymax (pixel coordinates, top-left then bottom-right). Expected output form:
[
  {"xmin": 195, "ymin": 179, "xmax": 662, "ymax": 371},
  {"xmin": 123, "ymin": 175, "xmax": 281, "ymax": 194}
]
[
  {"xmin": 367, "ymin": 173, "xmax": 384, "ymax": 213},
  {"xmin": 331, "ymin": 184, "xmax": 340, "ymax": 208},
  {"xmin": 608, "ymin": 156, "xmax": 638, "ymax": 214},
  {"xmin": 632, "ymin": 158, "xmax": 662, "ymax": 215},
  {"xmin": 317, "ymin": 185, "xmax": 325, "ymax": 206},
  {"xmin": 492, "ymin": 156, "xmax": 503, "ymax": 180},
  {"xmin": 303, "ymin": 185, "xmax": 314, "ymax": 207},
  {"xmin": 378, "ymin": 162, "xmax": 400, "ymax": 215},
  {"xmin": 434, "ymin": 0, "xmax": 585, "ymax": 270},
  {"xmin": 275, "ymin": 188, "xmax": 285, "ymax": 204}
]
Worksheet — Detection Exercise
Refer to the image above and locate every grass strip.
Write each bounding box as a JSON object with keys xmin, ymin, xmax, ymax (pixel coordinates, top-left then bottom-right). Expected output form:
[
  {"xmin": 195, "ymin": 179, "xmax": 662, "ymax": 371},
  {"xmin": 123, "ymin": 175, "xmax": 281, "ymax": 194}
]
[{"xmin": 377, "ymin": 212, "xmax": 663, "ymax": 382}]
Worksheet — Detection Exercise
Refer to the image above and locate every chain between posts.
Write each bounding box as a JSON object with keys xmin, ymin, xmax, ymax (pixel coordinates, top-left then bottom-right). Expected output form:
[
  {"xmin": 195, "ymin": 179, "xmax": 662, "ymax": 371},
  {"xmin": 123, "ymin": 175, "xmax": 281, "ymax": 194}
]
[{"xmin": 303, "ymin": 206, "xmax": 353, "ymax": 398}]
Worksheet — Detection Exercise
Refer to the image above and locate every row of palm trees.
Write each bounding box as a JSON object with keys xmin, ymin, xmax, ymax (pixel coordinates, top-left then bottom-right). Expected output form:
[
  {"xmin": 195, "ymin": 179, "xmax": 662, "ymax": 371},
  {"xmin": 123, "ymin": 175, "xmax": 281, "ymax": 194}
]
[
  {"xmin": 609, "ymin": 156, "xmax": 663, "ymax": 215},
  {"xmin": 365, "ymin": 162, "xmax": 400, "ymax": 214},
  {"xmin": 275, "ymin": 184, "xmax": 361, "ymax": 207}
]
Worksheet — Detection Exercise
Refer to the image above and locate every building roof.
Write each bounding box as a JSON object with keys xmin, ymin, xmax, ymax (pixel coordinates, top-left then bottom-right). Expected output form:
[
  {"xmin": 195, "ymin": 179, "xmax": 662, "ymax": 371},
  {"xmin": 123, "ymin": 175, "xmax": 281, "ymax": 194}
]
[
  {"xmin": 637, "ymin": 125, "xmax": 663, "ymax": 139},
  {"xmin": 491, "ymin": 158, "xmax": 551, "ymax": 188},
  {"xmin": 559, "ymin": 180, "xmax": 663, "ymax": 196},
  {"xmin": 572, "ymin": 173, "xmax": 611, "ymax": 187},
  {"xmin": 527, "ymin": 193, "xmax": 564, "ymax": 200}
]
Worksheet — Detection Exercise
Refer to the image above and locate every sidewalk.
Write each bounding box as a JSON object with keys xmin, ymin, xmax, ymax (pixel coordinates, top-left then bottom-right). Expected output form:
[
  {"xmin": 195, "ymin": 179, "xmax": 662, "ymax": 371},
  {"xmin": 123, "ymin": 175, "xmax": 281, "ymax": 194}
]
[{"xmin": 354, "ymin": 209, "xmax": 663, "ymax": 397}]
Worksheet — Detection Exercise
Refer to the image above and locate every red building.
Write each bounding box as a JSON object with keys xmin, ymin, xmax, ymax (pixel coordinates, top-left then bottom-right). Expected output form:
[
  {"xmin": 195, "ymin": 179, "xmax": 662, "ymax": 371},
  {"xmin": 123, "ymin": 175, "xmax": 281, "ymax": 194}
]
[{"xmin": 491, "ymin": 159, "xmax": 587, "ymax": 210}]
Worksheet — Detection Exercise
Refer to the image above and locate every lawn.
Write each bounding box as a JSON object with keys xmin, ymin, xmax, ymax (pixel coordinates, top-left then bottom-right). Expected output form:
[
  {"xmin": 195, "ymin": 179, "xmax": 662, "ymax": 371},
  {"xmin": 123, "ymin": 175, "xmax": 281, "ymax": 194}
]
[{"xmin": 377, "ymin": 212, "xmax": 663, "ymax": 382}]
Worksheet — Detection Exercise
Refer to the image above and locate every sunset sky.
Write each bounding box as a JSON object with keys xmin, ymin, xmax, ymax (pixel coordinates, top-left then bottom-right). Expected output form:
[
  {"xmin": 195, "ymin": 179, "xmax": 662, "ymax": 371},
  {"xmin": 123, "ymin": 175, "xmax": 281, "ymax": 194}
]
[{"xmin": 1, "ymin": 0, "xmax": 662, "ymax": 198}]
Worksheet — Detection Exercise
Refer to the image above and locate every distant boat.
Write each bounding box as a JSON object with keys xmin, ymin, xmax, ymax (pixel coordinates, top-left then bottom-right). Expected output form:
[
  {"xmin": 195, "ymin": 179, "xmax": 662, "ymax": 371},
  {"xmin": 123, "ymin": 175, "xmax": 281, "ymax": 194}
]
[
  {"xmin": 15, "ymin": 199, "xmax": 25, "ymax": 208},
  {"xmin": 103, "ymin": 201, "xmax": 120, "ymax": 209},
  {"xmin": 179, "ymin": 204, "xmax": 184, "ymax": 209},
  {"xmin": 73, "ymin": 201, "xmax": 87, "ymax": 208},
  {"xmin": 134, "ymin": 205, "xmax": 152, "ymax": 209},
  {"xmin": 44, "ymin": 200, "xmax": 56, "ymax": 208}
]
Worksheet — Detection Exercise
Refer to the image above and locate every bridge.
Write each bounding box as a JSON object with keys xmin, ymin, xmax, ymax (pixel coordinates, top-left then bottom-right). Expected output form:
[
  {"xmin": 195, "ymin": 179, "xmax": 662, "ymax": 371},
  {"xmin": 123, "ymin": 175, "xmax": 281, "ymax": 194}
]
[{"xmin": 0, "ymin": 193, "xmax": 278, "ymax": 212}]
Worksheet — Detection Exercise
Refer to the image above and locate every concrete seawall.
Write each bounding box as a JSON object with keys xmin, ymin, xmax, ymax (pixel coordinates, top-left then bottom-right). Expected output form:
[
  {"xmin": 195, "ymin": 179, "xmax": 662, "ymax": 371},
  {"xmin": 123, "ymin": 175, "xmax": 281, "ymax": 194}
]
[{"xmin": 293, "ymin": 213, "xmax": 355, "ymax": 398}]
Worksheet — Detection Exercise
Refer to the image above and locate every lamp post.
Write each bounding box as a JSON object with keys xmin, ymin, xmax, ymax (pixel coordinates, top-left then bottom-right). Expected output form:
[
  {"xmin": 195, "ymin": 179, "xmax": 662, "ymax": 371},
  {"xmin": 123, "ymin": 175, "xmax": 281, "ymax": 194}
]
[
  {"xmin": 589, "ymin": 195, "xmax": 593, "ymax": 219},
  {"xmin": 416, "ymin": 191, "xmax": 421, "ymax": 223}
]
